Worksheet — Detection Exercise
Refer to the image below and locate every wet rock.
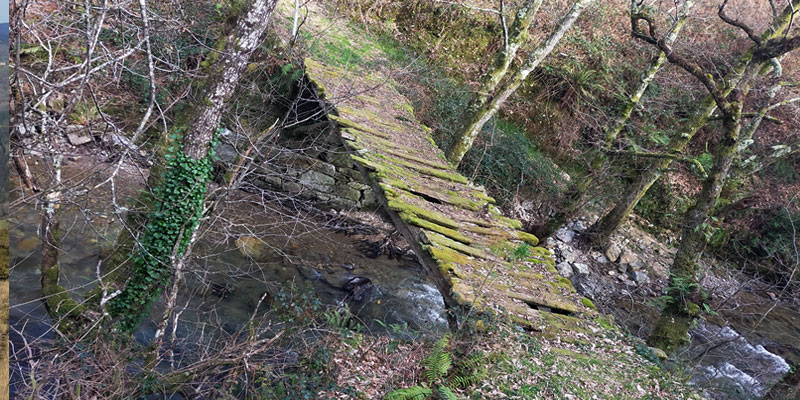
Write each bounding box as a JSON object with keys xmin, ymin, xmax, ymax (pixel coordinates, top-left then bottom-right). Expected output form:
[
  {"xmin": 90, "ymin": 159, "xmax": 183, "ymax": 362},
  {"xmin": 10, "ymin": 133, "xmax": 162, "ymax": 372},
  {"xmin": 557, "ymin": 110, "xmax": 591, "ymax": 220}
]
[
  {"xmin": 593, "ymin": 252, "xmax": 608, "ymax": 264},
  {"xmin": 627, "ymin": 260, "xmax": 645, "ymax": 271},
  {"xmin": 556, "ymin": 228, "xmax": 574, "ymax": 243},
  {"xmin": 216, "ymin": 142, "xmax": 238, "ymax": 164},
  {"xmin": 572, "ymin": 262, "xmax": 590, "ymax": 275},
  {"xmin": 16, "ymin": 237, "xmax": 41, "ymax": 253},
  {"xmin": 605, "ymin": 242, "xmax": 622, "ymax": 263},
  {"xmin": 617, "ymin": 263, "xmax": 628, "ymax": 274},
  {"xmin": 344, "ymin": 276, "xmax": 373, "ymax": 301},
  {"xmin": 235, "ymin": 236, "xmax": 280, "ymax": 262},
  {"xmin": 556, "ymin": 261, "xmax": 573, "ymax": 278},
  {"xmin": 557, "ymin": 243, "xmax": 577, "ymax": 263}
]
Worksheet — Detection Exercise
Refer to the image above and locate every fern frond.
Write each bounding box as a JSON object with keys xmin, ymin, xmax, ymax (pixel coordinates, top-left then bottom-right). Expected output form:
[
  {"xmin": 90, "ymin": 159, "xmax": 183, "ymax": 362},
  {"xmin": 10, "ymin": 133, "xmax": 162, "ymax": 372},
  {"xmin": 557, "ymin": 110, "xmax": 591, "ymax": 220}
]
[
  {"xmin": 385, "ymin": 386, "xmax": 433, "ymax": 400},
  {"xmin": 435, "ymin": 385, "xmax": 459, "ymax": 400},
  {"xmin": 423, "ymin": 348, "xmax": 452, "ymax": 383},
  {"xmin": 448, "ymin": 351, "xmax": 487, "ymax": 388}
]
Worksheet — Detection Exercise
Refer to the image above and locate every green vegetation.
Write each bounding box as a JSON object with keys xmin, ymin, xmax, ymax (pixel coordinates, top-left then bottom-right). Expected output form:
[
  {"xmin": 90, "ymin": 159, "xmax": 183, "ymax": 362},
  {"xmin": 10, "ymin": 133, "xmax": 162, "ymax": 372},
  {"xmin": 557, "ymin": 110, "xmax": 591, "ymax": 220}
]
[{"xmin": 108, "ymin": 132, "xmax": 217, "ymax": 331}]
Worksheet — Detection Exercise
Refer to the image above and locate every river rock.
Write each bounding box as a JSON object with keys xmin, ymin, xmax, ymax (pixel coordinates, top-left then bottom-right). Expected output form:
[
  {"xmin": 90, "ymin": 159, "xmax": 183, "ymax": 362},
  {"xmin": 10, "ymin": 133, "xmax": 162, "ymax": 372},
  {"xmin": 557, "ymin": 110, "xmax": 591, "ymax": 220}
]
[
  {"xmin": 16, "ymin": 237, "xmax": 41, "ymax": 252},
  {"xmin": 605, "ymin": 242, "xmax": 622, "ymax": 262},
  {"xmin": 235, "ymin": 236, "xmax": 280, "ymax": 262},
  {"xmin": 556, "ymin": 228, "xmax": 574, "ymax": 243},
  {"xmin": 572, "ymin": 262, "xmax": 589, "ymax": 275},
  {"xmin": 556, "ymin": 261, "xmax": 573, "ymax": 278},
  {"xmin": 344, "ymin": 276, "xmax": 373, "ymax": 301},
  {"xmin": 593, "ymin": 252, "xmax": 608, "ymax": 264},
  {"xmin": 571, "ymin": 220, "xmax": 587, "ymax": 232},
  {"xmin": 627, "ymin": 259, "xmax": 645, "ymax": 271}
]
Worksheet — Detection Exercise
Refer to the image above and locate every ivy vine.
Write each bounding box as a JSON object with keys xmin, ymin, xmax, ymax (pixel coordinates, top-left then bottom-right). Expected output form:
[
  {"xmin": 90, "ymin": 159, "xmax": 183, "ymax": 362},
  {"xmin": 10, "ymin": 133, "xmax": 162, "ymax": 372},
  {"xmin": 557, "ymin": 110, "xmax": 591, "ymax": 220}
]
[{"xmin": 109, "ymin": 130, "xmax": 217, "ymax": 332}]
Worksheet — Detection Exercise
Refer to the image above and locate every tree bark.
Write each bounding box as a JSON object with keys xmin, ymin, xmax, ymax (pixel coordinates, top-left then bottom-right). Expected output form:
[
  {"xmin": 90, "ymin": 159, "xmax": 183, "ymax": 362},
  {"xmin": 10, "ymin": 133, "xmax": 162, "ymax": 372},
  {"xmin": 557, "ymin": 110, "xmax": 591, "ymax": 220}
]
[
  {"xmin": 446, "ymin": 0, "xmax": 595, "ymax": 168},
  {"xmin": 535, "ymin": 0, "xmax": 693, "ymax": 239},
  {"xmin": 107, "ymin": 0, "xmax": 277, "ymax": 331},
  {"xmin": 466, "ymin": 0, "xmax": 543, "ymax": 117},
  {"xmin": 648, "ymin": 99, "xmax": 744, "ymax": 354},
  {"xmin": 587, "ymin": 0, "xmax": 800, "ymax": 244}
]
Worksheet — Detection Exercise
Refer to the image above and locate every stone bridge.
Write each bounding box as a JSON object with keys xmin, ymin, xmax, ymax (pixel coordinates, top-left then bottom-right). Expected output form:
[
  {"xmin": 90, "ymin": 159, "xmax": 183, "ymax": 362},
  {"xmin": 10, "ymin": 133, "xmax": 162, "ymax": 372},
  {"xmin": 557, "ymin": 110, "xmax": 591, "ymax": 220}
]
[{"xmin": 304, "ymin": 58, "xmax": 591, "ymax": 332}]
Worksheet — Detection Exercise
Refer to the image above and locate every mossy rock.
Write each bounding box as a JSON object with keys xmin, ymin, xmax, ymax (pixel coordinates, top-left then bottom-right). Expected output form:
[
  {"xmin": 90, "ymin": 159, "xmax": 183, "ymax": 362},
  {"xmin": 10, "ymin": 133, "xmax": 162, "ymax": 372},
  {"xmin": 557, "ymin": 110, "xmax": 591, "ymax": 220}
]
[{"xmin": 581, "ymin": 297, "xmax": 597, "ymax": 310}]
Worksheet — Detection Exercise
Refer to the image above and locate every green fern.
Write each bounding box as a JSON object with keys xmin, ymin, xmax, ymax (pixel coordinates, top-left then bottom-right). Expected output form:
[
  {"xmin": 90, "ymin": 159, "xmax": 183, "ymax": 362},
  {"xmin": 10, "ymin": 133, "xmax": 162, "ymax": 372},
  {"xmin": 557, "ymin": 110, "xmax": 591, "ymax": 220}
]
[
  {"xmin": 422, "ymin": 334, "xmax": 452, "ymax": 383},
  {"xmin": 448, "ymin": 353, "xmax": 487, "ymax": 388},
  {"xmin": 435, "ymin": 386, "xmax": 458, "ymax": 400},
  {"xmin": 385, "ymin": 334, "xmax": 491, "ymax": 400},
  {"xmin": 385, "ymin": 386, "xmax": 433, "ymax": 400}
]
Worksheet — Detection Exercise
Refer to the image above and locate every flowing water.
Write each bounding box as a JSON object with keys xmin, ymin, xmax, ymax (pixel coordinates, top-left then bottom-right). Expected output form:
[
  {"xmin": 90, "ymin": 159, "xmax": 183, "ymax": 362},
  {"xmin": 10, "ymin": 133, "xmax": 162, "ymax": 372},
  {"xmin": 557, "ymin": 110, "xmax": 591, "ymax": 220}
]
[
  {"xmin": 8, "ymin": 158, "xmax": 448, "ymax": 394},
  {"xmin": 609, "ymin": 291, "xmax": 799, "ymax": 399}
]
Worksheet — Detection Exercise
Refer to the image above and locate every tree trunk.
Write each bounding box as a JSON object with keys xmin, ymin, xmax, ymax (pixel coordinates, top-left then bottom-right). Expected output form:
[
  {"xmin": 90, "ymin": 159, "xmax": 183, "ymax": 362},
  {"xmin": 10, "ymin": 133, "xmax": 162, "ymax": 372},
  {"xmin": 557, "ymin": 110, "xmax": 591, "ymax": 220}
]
[
  {"xmin": 586, "ymin": 0, "xmax": 800, "ymax": 244},
  {"xmin": 108, "ymin": 0, "xmax": 277, "ymax": 332},
  {"xmin": 587, "ymin": 94, "xmax": 718, "ymax": 244},
  {"xmin": 647, "ymin": 98, "xmax": 744, "ymax": 354},
  {"xmin": 446, "ymin": 0, "xmax": 595, "ymax": 168},
  {"xmin": 466, "ymin": 0, "xmax": 543, "ymax": 117},
  {"xmin": 536, "ymin": 0, "xmax": 691, "ymax": 239}
]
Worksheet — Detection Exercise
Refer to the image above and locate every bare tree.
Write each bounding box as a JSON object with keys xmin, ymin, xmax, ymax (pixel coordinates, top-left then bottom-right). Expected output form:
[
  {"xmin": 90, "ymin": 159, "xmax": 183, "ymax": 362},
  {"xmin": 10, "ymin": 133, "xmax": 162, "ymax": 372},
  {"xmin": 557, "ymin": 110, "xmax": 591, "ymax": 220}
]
[
  {"xmin": 621, "ymin": 0, "xmax": 800, "ymax": 354},
  {"xmin": 587, "ymin": 0, "xmax": 800, "ymax": 245},
  {"xmin": 446, "ymin": 0, "xmax": 596, "ymax": 167},
  {"xmin": 534, "ymin": 0, "xmax": 694, "ymax": 238}
]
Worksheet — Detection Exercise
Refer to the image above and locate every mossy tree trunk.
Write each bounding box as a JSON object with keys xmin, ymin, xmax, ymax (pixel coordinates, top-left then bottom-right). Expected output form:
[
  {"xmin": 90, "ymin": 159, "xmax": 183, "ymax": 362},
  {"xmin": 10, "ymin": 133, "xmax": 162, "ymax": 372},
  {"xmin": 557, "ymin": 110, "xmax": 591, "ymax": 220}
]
[
  {"xmin": 536, "ymin": 0, "xmax": 692, "ymax": 239},
  {"xmin": 39, "ymin": 154, "xmax": 85, "ymax": 324},
  {"xmin": 107, "ymin": 0, "xmax": 278, "ymax": 332},
  {"xmin": 647, "ymin": 98, "xmax": 744, "ymax": 353},
  {"xmin": 586, "ymin": 0, "xmax": 800, "ymax": 245},
  {"xmin": 465, "ymin": 0, "xmax": 543, "ymax": 117},
  {"xmin": 446, "ymin": 0, "xmax": 595, "ymax": 168},
  {"xmin": 626, "ymin": 0, "xmax": 800, "ymax": 354}
]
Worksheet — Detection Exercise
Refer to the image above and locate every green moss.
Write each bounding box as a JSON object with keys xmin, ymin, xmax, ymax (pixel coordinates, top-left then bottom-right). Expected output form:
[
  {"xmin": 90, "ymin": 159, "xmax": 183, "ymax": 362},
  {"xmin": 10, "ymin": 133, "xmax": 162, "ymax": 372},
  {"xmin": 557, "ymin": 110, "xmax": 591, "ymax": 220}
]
[
  {"xmin": 375, "ymin": 153, "xmax": 467, "ymax": 184},
  {"xmin": 581, "ymin": 297, "xmax": 597, "ymax": 310},
  {"xmin": 595, "ymin": 315, "xmax": 616, "ymax": 331},
  {"xmin": 393, "ymin": 102, "xmax": 415, "ymax": 115},
  {"xmin": 387, "ymin": 198, "xmax": 460, "ymax": 230},
  {"xmin": 403, "ymin": 213, "xmax": 472, "ymax": 244},
  {"xmin": 426, "ymin": 231, "xmax": 488, "ymax": 259},
  {"xmin": 337, "ymin": 106, "xmax": 406, "ymax": 132},
  {"xmin": 382, "ymin": 179, "xmax": 410, "ymax": 192},
  {"xmin": 445, "ymin": 191, "xmax": 483, "ymax": 211},
  {"xmin": 516, "ymin": 231, "xmax": 539, "ymax": 246},
  {"xmin": 381, "ymin": 147, "xmax": 451, "ymax": 171},
  {"xmin": 546, "ymin": 276, "xmax": 574, "ymax": 291},
  {"xmin": 329, "ymin": 115, "xmax": 390, "ymax": 139},
  {"xmin": 428, "ymin": 245, "xmax": 472, "ymax": 265}
]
